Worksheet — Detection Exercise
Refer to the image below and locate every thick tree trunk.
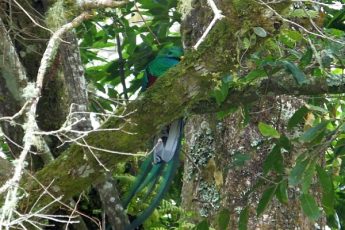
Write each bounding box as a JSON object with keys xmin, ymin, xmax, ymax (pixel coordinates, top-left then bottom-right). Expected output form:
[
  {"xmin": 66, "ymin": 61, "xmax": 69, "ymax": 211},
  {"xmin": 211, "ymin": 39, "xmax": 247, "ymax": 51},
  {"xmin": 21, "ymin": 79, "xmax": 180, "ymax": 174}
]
[
  {"xmin": 179, "ymin": 1, "xmax": 325, "ymax": 229},
  {"xmin": 182, "ymin": 97, "xmax": 325, "ymax": 228}
]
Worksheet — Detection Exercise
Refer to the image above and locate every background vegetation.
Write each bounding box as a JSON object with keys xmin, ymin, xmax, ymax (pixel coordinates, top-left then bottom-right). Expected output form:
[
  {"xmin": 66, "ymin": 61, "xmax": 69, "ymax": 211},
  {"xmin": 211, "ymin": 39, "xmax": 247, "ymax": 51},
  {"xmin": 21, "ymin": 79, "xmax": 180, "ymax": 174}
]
[{"xmin": 0, "ymin": 0, "xmax": 344, "ymax": 229}]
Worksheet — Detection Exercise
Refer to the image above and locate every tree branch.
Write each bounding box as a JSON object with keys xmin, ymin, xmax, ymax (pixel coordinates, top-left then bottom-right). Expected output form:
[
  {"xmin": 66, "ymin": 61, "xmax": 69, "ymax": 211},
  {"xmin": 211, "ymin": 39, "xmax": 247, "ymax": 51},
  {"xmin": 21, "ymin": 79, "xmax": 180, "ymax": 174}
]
[
  {"xmin": 5, "ymin": 0, "xmax": 343, "ymax": 220},
  {"xmin": 192, "ymin": 76, "xmax": 345, "ymax": 114}
]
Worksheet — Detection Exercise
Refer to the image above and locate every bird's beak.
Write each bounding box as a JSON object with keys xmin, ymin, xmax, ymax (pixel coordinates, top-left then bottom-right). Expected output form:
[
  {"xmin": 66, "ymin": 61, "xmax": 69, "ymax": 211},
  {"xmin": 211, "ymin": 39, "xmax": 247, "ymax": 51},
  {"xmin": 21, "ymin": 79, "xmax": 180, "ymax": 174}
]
[{"xmin": 180, "ymin": 56, "xmax": 184, "ymax": 60}]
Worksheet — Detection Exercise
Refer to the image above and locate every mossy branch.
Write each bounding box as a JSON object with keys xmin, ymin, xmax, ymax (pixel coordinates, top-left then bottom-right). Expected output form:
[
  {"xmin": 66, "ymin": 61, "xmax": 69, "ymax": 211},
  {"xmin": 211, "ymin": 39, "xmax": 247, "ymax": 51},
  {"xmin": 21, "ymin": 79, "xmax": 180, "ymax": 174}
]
[
  {"xmin": 6, "ymin": 0, "xmax": 343, "ymax": 216},
  {"xmin": 18, "ymin": 45, "xmax": 345, "ymax": 213}
]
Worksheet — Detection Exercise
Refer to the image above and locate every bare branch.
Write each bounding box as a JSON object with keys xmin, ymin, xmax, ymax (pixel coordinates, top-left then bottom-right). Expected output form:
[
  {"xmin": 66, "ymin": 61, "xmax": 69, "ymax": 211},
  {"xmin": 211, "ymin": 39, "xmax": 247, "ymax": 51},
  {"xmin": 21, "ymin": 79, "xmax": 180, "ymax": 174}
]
[
  {"xmin": 79, "ymin": 0, "xmax": 129, "ymax": 10},
  {"xmin": 0, "ymin": 11, "xmax": 94, "ymax": 227}
]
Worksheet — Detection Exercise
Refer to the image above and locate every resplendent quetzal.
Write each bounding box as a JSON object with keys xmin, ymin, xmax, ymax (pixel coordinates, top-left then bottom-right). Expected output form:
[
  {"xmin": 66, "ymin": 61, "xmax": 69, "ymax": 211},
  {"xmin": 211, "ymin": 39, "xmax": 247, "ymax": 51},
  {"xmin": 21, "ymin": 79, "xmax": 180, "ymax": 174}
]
[{"xmin": 122, "ymin": 46, "xmax": 184, "ymax": 230}]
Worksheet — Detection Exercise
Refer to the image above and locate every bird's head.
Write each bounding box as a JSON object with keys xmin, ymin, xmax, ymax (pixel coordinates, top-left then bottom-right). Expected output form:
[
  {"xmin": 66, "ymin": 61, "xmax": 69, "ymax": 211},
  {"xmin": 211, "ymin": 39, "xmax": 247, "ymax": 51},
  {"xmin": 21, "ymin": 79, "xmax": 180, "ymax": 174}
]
[{"xmin": 157, "ymin": 46, "xmax": 184, "ymax": 60}]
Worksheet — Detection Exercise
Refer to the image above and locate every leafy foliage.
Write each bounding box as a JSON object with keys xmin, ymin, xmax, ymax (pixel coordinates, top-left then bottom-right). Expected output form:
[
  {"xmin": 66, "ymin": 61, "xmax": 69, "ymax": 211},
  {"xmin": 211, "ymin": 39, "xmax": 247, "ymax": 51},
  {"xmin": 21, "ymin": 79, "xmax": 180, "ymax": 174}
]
[
  {"xmin": 77, "ymin": 0, "xmax": 182, "ymax": 112},
  {"xmin": 75, "ymin": 0, "xmax": 345, "ymax": 229},
  {"xmin": 209, "ymin": 3, "xmax": 345, "ymax": 229}
]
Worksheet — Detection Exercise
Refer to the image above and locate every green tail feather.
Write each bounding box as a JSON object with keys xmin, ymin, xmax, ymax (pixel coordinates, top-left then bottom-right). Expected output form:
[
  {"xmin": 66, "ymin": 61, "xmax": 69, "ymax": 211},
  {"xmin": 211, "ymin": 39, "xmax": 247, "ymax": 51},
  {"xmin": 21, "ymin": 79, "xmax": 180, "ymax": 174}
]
[
  {"xmin": 137, "ymin": 164, "xmax": 164, "ymax": 192},
  {"xmin": 141, "ymin": 165, "xmax": 165, "ymax": 201},
  {"xmin": 125, "ymin": 152, "xmax": 180, "ymax": 230},
  {"xmin": 122, "ymin": 155, "xmax": 153, "ymax": 209}
]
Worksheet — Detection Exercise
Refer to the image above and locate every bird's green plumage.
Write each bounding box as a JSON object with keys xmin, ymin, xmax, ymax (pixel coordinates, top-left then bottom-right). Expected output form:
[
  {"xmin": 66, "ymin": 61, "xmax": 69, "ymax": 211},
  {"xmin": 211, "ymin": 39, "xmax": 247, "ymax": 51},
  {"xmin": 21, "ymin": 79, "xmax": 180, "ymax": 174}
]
[
  {"xmin": 122, "ymin": 46, "xmax": 184, "ymax": 230},
  {"xmin": 137, "ymin": 164, "xmax": 164, "ymax": 192},
  {"xmin": 148, "ymin": 46, "xmax": 184, "ymax": 76},
  {"xmin": 141, "ymin": 46, "xmax": 183, "ymax": 91},
  {"xmin": 122, "ymin": 155, "xmax": 154, "ymax": 209}
]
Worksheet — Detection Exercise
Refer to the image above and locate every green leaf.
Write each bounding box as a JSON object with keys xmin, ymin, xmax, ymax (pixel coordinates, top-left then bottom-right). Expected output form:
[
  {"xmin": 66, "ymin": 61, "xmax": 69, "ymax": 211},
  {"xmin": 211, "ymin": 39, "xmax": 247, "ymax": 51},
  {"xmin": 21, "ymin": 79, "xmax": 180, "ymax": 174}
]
[
  {"xmin": 232, "ymin": 153, "xmax": 251, "ymax": 167},
  {"xmin": 243, "ymin": 37, "xmax": 250, "ymax": 49},
  {"xmin": 258, "ymin": 122, "xmax": 280, "ymax": 138},
  {"xmin": 213, "ymin": 88, "xmax": 226, "ymax": 105},
  {"xmin": 288, "ymin": 106, "xmax": 309, "ymax": 130},
  {"xmin": 253, "ymin": 27, "xmax": 267, "ymax": 37},
  {"xmin": 195, "ymin": 220, "xmax": 209, "ymax": 230},
  {"xmin": 278, "ymin": 135, "xmax": 291, "ymax": 151},
  {"xmin": 291, "ymin": 9, "xmax": 319, "ymax": 18},
  {"xmin": 300, "ymin": 48, "xmax": 313, "ymax": 67},
  {"xmin": 263, "ymin": 145, "xmax": 283, "ymax": 175},
  {"xmin": 301, "ymin": 161, "xmax": 316, "ymax": 193},
  {"xmin": 289, "ymin": 158, "xmax": 310, "ymax": 186},
  {"xmin": 316, "ymin": 165, "xmax": 335, "ymax": 216},
  {"xmin": 220, "ymin": 82, "xmax": 229, "ymax": 100},
  {"xmin": 257, "ymin": 186, "xmax": 276, "ymax": 216},
  {"xmin": 334, "ymin": 138, "xmax": 345, "ymax": 157},
  {"xmin": 91, "ymin": 41, "xmax": 115, "ymax": 49},
  {"xmin": 284, "ymin": 30, "xmax": 303, "ymax": 41},
  {"xmin": 216, "ymin": 107, "xmax": 238, "ymax": 119},
  {"xmin": 243, "ymin": 69, "xmax": 266, "ymax": 82},
  {"xmin": 213, "ymin": 80, "xmax": 230, "ymax": 105},
  {"xmin": 280, "ymin": 61, "xmax": 308, "ymax": 85},
  {"xmin": 305, "ymin": 104, "xmax": 328, "ymax": 114},
  {"xmin": 300, "ymin": 194, "xmax": 321, "ymax": 221},
  {"xmin": 239, "ymin": 206, "xmax": 249, "ymax": 230},
  {"xmin": 276, "ymin": 180, "xmax": 288, "ymax": 204},
  {"xmin": 218, "ymin": 209, "xmax": 230, "ymax": 229},
  {"xmin": 299, "ymin": 121, "xmax": 329, "ymax": 143}
]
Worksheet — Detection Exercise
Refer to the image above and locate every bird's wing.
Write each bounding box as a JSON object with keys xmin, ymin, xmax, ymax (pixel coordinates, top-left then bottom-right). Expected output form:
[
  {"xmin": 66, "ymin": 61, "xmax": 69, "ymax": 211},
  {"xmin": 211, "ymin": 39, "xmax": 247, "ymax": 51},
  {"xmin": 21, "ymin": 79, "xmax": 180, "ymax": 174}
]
[{"xmin": 148, "ymin": 57, "xmax": 180, "ymax": 77}]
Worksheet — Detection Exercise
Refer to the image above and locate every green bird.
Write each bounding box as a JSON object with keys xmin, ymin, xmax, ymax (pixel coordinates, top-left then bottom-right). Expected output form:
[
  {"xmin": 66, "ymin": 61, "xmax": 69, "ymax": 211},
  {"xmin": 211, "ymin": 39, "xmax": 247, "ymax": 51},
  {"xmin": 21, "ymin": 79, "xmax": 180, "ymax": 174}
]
[
  {"xmin": 122, "ymin": 46, "xmax": 184, "ymax": 230},
  {"xmin": 141, "ymin": 46, "xmax": 184, "ymax": 91}
]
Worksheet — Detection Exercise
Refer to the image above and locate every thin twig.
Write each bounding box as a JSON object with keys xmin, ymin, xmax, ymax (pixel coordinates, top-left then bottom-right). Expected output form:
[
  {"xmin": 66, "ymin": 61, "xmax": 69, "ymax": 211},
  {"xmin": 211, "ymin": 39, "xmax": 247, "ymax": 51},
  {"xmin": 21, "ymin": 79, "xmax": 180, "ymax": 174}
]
[
  {"xmin": 12, "ymin": 0, "xmax": 53, "ymax": 34},
  {"xmin": 193, "ymin": 0, "xmax": 225, "ymax": 49},
  {"xmin": 0, "ymin": 11, "xmax": 93, "ymax": 227},
  {"xmin": 257, "ymin": 0, "xmax": 345, "ymax": 45},
  {"xmin": 81, "ymin": 138, "xmax": 110, "ymax": 172},
  {"xmin": 134, "ymin": 1, "xmax": 161, "ymax": 45},
  {"xmin": 115, "ymin": 25, "xmax": 129, "ymax": 100}
]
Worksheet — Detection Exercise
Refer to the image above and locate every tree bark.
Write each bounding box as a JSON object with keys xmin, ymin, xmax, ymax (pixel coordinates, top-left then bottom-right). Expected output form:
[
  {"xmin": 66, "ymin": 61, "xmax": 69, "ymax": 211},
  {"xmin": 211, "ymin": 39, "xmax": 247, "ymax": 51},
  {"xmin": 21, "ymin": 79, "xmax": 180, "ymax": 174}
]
[
  {"xmin": 179, "ymin": 0, "xmax": 325, "ymax": 228},
  {"xmin": 0, "ymin": 1, "xmax": 340, "ymax": 227},
  {"xmin": 182, "ymin": 97, "xmax": 323, "ymax": 228}
]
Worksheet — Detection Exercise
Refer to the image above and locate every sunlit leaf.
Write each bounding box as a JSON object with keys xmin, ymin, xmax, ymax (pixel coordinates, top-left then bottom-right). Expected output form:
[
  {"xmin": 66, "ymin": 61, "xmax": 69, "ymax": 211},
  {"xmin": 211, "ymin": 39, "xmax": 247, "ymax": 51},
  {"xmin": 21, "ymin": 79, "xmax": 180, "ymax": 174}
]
[
  {"xmin": 305, "ymin": 104, "xmax": 328, "ymax": 114},
  {"xmin": 290, "ymin": 9, "xmax": 319, "ymax": 18},
  {"xmin": 258, "ymin": 122, "xmax": 280, "ymax": 138},
  {"xmin": 253, "ymin": 27, "xmax": 267, "ymax": 37},
  {"xmin": 299, "ymin": 121, "xmax": 329, "ymax": 143}
]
